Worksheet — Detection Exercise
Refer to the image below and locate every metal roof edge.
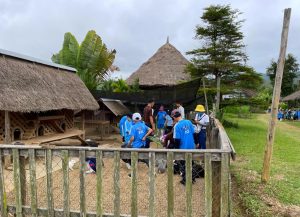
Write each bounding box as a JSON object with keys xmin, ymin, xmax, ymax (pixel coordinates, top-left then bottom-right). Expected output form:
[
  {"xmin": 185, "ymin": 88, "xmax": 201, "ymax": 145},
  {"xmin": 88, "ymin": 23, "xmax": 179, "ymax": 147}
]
[{"xmin": 0, "ymin": 48, "xmax": 76, "ymax": 72}]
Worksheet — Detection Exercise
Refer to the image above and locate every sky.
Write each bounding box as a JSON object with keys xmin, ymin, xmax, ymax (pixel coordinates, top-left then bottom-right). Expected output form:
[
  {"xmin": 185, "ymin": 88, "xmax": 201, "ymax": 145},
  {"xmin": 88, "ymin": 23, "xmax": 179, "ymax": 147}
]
[{"xmin": 1, "ymin": 0, "xmax": 300, "ymax": 79}]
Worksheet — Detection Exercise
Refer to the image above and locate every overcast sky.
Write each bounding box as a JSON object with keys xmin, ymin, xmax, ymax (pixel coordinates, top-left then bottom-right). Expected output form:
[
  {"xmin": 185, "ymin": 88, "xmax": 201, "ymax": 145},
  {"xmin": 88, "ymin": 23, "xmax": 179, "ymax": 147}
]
[{"xmin": 1, "ymin": 0, "xmax": 300, "ymax": 79}]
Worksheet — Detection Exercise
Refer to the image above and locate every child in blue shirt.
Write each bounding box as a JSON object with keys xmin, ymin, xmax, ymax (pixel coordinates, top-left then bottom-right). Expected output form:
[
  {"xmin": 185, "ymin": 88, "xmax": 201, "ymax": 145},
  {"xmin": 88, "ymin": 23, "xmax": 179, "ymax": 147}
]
[
  {"xmin": 119, "ymin": 115, "xmax": 128, "ymax": 142},
  {"xmin": 156, "ymin": 105, "xmax": 167, "ymax": 137}
]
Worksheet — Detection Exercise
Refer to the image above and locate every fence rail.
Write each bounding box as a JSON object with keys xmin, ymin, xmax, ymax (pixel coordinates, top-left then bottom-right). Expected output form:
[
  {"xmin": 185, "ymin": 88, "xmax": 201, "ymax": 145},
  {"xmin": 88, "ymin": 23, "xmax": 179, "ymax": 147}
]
[{"xmin": 0, "ymin": 117, "xmax": 234, "ymax": 217}]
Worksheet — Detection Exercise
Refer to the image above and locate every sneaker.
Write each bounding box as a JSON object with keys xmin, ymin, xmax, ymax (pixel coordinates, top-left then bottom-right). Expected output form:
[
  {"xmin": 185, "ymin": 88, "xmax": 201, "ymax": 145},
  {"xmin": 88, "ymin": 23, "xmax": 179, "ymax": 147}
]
[
  {"xmin": 126, "ymin": 163, "xmax": 131, "ymax": 170},
  {"xmin": 180, "ymin": 180, "xmax": 186, "ymax": 185},
  {"xmin": 86, "ymin": 168, "xmax": 95, "ymax": 174}
]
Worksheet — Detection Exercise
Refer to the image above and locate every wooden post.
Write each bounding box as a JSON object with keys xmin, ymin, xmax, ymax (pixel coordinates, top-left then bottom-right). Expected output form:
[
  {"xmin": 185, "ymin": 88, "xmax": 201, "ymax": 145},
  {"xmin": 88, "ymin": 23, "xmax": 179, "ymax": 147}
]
[
  {"xmin": 4, "ymin": 111, "xmax": 11, "ymax": 168},
  {"xmin": 203, "ymin": 78, "xmax": 209, "ymax": 113},
  {"xmin": 262, "ymin": 8, "xmax": 291, "ymax": 183},
  {"xmin": 81, "ymin": 111, "xmax": 85, "ymax": 140},
  {"xmin": 167, "ymin": 152, "xmax": 174, "ymax": 217}
]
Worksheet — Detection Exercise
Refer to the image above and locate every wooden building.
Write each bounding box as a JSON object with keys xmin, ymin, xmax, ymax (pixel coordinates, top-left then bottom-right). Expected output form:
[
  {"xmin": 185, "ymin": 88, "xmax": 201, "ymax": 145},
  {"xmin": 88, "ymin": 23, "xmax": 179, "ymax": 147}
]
[{"xmin": 0, "ymin": 49, "xmax": 99, "ymax": 145}]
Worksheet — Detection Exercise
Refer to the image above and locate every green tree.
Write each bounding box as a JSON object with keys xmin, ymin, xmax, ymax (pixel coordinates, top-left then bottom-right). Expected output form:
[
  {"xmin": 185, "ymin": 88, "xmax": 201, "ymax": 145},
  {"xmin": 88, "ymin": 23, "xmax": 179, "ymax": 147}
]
[
  {"xmin": 266, "ymin": 53, "xmax": 299, "ymax": 97},
  {"xmin": 187, "ymin": 5, "xmax": 248, "ymax": 111},
  {"xmin": 111, "ymin": 79, "xmax": 129, "ymax": 92},
  {"xmin": 52, "ymin": 30, "xmax": 116, "ymax": 90}
]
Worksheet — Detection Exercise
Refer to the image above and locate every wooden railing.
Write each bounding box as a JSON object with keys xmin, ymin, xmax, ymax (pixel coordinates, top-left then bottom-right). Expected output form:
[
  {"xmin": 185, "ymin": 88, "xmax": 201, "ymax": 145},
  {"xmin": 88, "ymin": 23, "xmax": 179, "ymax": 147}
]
[{"xmin": 0, "ymin": 118, "xmax": 234, "ymax": 217}]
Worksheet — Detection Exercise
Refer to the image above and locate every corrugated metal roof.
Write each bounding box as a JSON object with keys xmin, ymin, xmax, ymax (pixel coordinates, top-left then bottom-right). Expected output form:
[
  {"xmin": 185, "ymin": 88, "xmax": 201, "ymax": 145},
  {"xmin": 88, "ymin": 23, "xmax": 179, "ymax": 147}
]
[
  {"xmin": 100, "ymin": 98, "xmax": 130, "ymax": 116},
  {"xmin": 0, "ymin": 48, "xmax": 76, "ymax": 72}
]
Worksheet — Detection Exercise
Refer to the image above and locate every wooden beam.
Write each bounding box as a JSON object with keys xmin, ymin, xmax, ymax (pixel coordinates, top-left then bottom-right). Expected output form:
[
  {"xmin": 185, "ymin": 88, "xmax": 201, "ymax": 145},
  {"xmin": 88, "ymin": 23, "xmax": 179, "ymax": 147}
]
[
  {"xmin": 262, "ymin": 8, "xmax": 292, "ymax": 183},
  {"xmin": 4, "ymin": 111, "xmax": 11, "ymax": 168},
  {"xmin": 81, "ymin": 111, "xmax": 85, "ymax": 140}
]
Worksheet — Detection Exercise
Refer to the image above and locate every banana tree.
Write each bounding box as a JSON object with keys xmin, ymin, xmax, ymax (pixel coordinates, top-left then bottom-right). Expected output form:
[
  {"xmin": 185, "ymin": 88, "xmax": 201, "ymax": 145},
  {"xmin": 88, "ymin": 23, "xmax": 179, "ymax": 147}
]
[{"xmin": 52, "ymin": 30, "xmax": 116, "ymax": 90}]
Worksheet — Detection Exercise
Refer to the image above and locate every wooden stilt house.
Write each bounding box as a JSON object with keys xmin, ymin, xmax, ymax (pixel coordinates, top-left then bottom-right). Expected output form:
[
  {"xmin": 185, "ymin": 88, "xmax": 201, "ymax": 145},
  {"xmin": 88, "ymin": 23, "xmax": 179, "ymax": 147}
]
[{"xmin": 0, "ymin": 49, "xmax": 99, "ymax": 145}]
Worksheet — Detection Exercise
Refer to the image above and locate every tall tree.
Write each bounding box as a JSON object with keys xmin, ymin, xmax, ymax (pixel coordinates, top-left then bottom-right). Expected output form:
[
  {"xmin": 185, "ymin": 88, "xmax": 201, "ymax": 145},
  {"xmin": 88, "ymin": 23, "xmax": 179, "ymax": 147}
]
[
  {"xmin": 187, "ymin": 5, "xmax": 248, "ymax": 111},
  {"xmin": 52, "ymin": 30, "xmax": 116, "ymax": 90},
  {"xmin": 266, "ymin": 53, "xmax": 299, "ymax": 97}
]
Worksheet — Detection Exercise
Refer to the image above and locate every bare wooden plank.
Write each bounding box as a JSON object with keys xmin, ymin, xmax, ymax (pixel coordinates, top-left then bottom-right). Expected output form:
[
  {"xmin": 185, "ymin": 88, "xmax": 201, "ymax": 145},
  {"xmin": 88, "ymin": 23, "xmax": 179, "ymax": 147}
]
[
  {"xmin": 62, "ymin": 150, "xmax": 70, "ymax": 217},
  {"xmin": 220, "ymin": 153, "xmax": 230, "ymax": 217},
  {"xmin": 131, "ymin": 152, "xmax": 138, "ymax": 217},
  {"xmin": 205, "ymin": 153, "xmax": 212, "ymax": 217},
  {"xmin": 148, "ymin": 152, "xmax": 155, "ymax": 217},
  {"xmin": 20, "ymin": 155, "xmax": 27, "ymax": 207},
  {"xmin": 29, "ymin": 149, "xmax": 37, "ymax": 217},
  {"xmin": 4, "ymin": 111, "xmax": 11, "ymax": 168},
  {"xmin": 46, "ymin": 149, "xmax": 54, "ymax": 217},
  {"xmin": 79, "ymin": 150, "xmax": 87, "ymax": 217},
  {"xmin": 262, "ymin": 8, "xmax": 292, "ymax": 183},
  {"xmin": 38, "ymin": 115, "xmax": 65, "ymax": 121},
  {"xmin": 81, "ymin": 112, "xmax": 85, "ymax": 140},
  {"xmin": 185, "ymin": 153, "xmax": 192, "ymax": 217},
  {"xmin": 167, "ymin": 152, "xmax": 174, "ymax": 217},
  {"xmin": 96, "ymin": 151, "xmax": 103, "ymax": 217},
  {"xmin": 113, "ymin": 151, "xmax": 120, "ymax": 217},
  {"xmin": 0, "ymin": 149, "xmax": 8, "ymax": 217},
  {"xmin": 12, "ymin": 149, "xmax": 22, "ymax": 217}
]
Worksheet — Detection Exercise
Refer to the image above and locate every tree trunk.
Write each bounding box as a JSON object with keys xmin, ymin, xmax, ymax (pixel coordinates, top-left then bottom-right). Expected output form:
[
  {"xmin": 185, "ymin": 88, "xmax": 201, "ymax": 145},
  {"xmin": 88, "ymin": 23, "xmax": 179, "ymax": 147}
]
[{"xmin": 215, "ymin": 76, "xmax": 221, "ymax": 112}]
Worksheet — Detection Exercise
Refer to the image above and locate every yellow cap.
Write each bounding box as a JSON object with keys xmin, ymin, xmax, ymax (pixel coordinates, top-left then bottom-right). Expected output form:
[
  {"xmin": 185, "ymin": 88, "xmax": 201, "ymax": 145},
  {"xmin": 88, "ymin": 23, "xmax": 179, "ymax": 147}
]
[{"xmin": 195, "ymin": 104, "xmax": 205, "ymax": 112}]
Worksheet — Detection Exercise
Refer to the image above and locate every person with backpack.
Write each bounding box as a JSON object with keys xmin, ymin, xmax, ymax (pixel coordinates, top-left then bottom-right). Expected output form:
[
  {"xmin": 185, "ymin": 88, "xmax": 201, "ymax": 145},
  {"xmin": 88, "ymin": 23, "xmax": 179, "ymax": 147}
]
[{"xmin": 194, "ymin": 105, "xmax": 209, "ymax": 149}]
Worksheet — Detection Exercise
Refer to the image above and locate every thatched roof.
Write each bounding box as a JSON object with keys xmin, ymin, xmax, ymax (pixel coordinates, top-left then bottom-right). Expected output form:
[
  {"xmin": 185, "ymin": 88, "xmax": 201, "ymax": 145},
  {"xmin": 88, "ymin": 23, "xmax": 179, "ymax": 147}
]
[
  {"xmin": 0, "ymin": 49, "xmax": 99, "ymax": 112},
  {"xmin": 282, "ymin": 90, "xmax": 300, "ymax": 101},
  {"xmin": 126, "ymin": 40, "xmax": 191, "ymax": 87}
]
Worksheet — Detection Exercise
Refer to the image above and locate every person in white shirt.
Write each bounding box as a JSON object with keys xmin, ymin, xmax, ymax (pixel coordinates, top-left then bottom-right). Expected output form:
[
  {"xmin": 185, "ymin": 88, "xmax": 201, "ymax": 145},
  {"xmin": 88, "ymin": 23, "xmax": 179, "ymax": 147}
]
[
  {"xmin": 175, "ymin": 101, "xmax": 185, "ymax": 119},
  {"xmin": 194, "ymin": 104, "xmax": 209, "ymax": 149}
]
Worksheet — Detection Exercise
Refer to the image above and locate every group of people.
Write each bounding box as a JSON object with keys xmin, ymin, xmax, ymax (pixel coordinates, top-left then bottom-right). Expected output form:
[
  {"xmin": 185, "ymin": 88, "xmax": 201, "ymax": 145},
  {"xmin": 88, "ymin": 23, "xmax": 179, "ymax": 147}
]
[
  {"xmin": 276, "ymin": 108, "xmax": 300, "ymax": 121},
  {"xmin": 118, "ymin": 99, "xmax": 210, "ymax": 185}
]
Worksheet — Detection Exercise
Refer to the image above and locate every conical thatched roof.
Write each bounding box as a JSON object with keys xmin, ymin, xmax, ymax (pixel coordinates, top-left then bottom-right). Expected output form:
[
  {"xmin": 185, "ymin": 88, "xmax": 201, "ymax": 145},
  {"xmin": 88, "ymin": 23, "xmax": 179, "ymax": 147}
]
[
  {"xmin": 126, "ymin": 41, "xmax": 191, "ymax": 87},
  {"xmin": 282, "ymin": 90, "xmax": 300, "ymax": 101},
  {"xmin": 0, "ymin": 49, "xmax": 99, "ymax": 112}
]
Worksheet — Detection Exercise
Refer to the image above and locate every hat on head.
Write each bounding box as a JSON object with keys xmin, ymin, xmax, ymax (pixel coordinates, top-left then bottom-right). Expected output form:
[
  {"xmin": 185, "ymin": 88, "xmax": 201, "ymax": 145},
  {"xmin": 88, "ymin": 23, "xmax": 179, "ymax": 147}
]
[
  {"xmin": 132, "ymin": 113, "xmax": 142, "ymax": 120},
  {"xmin": 195, "ymin": 104, "xmax": 205, "ymax": 112}
]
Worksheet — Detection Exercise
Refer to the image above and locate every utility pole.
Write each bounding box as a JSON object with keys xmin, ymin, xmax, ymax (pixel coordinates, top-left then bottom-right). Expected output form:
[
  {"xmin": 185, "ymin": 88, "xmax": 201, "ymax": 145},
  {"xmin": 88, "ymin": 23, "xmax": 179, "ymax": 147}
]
[{"xmin": 262, "ymin": 8, "xmax": 291, "ymax": 183}]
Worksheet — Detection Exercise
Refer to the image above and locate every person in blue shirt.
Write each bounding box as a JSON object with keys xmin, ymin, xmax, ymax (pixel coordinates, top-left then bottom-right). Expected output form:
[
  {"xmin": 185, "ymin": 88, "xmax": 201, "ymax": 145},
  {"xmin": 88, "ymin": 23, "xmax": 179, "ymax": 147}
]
[
  {"xmin": 156, "ymin": 105, "xmax": 167, "ymax": 137},
  {"xmin": 164, "ymin": 110, "xmax": 173, "ymax": 134},
  {"xmin": 121, "ymin": 114, "xmax": 133, "ymax": 148},
  {"xmin": 172, "ymin": 111, "xmax": 195, "ymax": 185},
  {"xmin": 128, "ymin": 113, "xmax": 153, "ymax": 148},
  {"xmin": 119, "ymin": 115, "xmax": 128, "ymax": 142}
]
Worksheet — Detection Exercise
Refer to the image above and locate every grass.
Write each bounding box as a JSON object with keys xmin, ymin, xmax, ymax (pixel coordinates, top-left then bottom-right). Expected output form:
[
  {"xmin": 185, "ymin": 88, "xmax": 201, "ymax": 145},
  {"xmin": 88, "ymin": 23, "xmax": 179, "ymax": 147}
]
[{"xmin": 224, "ymin": 113, "xmax": 300, "ymax": 216}]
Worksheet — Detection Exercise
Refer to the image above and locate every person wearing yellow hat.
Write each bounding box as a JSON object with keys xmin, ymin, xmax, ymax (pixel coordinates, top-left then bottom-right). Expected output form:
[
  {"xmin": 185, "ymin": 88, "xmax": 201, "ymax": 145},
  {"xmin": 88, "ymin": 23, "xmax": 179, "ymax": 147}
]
[{"xmin": 194, "ymin": 104, "xmax": 209, "ymax": 149}]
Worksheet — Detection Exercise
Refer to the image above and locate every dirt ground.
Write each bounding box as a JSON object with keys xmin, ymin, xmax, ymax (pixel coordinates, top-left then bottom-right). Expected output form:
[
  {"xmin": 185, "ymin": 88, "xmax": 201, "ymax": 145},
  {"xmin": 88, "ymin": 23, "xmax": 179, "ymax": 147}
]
[{"xmin": 5, "ymin": 130, "xmax": 205, "ymax": 217}]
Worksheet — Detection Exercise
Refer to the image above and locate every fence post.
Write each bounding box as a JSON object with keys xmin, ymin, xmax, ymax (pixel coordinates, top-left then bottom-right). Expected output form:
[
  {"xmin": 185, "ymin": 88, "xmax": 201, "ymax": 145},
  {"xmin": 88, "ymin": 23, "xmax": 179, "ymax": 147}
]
[
  {"xmin": 220, "ymin": 153, "xmax": 230, "ymax": 217},
  {"xmin": 113, "ymin": 151, "xmax": 120, "ymax": 217},
  {"xmin": 185, "ymin": 153, "xmax": 192, "ymax": 217},
  {"xmin": 131, "ymin": 152, "xmax": 138, "ymax": 217},
  {"xmin": 96, "ymin": 151, "xmax": 103, "ymax": 217},
  {"xmin": 79, "ymin": 150, "xmax": 86, "ymax": 217},
  {"xmin": 205, "ymin": 153, "xmax": 212, "ymax": 217},
  {"xmin": 62, "ymin": 150, "xmax": 70, "ymax": 217},
  {"xmin": 12, "ymin": 149, "xmax": 22, "ymax": 217},
  {"xmin": 46, "ymin": 149, "xmax": 54, "ymax": 217},
  {"xmin": 148, "ymin": 152, "xmax": 155, "ymax": 217},
  {"xmin": 29, "ymin": 149, "xmax": 37, "ymax": 217},
  {"xmin": 0, "ymin": 149, "xmax": 7, "ymax": 217},
  {"xmin": 167, "ymin": 152, "xmax": 174, "ymax": 217}
]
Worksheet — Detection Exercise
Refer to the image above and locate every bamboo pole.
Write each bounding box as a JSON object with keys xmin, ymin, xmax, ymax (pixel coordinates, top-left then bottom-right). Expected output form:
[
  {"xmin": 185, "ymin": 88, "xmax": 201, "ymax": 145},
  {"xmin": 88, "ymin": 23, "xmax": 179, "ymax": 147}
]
[
  {"xmin": 262, "ymin": 8, "xmax": 291, "ymax": 183},
  {"xmin": 203, "ymin": 78, "xmax": 209, "ymax": 113},
  {"xmin": 4, "ymin": 111, "xmax": 11, "ymax": 169}
]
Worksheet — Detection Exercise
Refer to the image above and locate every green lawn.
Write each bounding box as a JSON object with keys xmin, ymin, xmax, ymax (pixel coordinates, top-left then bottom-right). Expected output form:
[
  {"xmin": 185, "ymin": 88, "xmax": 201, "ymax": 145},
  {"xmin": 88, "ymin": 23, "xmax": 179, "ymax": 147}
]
[{"xmin": 224, "ymin": 114, "xmax": 300, "ymax": 216}]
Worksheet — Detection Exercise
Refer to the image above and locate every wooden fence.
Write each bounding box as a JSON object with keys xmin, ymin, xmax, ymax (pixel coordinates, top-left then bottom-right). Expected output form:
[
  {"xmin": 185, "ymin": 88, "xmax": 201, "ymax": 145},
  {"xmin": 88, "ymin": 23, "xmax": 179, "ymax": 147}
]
[{"xmin": 0, "ymin": 118, "xmax": 234, "ymax": 217}]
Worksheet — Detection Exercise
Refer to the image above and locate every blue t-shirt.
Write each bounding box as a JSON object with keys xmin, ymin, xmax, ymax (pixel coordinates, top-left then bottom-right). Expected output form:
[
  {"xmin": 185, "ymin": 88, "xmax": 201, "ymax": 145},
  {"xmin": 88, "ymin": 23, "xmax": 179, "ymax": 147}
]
[
  {"xmin": 173, "ymin": 120, "xmax": 195, "ymax": 149},
  {"xmin": 124, "ymin": 120, "xmax": 133, "ymax": 144},
  {"xmin": 165, "ymin": 115, "xmax": 173, "ymax": 127},
  {"xmin": 130, "ymin": 121, "xmax": 150, "ymax": 148},
  {"xmin": 157, "ymin": 111, "xmax": 167, "ymax": 125},
  {"xmin": 119, "ymin": 116, "xmax": 127, "ymax": 136}
]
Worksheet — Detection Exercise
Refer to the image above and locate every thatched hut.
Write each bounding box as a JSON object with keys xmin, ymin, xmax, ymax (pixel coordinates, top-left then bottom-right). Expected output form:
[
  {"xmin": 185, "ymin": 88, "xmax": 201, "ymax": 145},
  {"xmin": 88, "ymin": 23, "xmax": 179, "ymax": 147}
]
[
  {"xmin": 282, "ymin": 90, "xmax": 300, "ymax": 107},
  {"xmin": 0, "ymin": 49, "xmax": 99, "ymax": 145},
  {"xmin": 126, "ymin": 39, "xmax": 191, "ymax": 88}
]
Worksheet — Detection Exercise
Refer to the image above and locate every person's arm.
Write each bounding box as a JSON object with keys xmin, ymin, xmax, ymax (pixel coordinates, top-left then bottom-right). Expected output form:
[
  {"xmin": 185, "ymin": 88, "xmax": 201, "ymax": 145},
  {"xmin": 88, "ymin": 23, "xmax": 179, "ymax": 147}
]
[
  {"xmin": 142, "ymin": 128, "xmax": 153, "ymax": 141},
  {"xmin": 150, "ymin": 115, "xmax": 155, "ymax": 131},
  {"xmin": 127, "ymin": 136, "xmax": 134, "ymax": 148}
]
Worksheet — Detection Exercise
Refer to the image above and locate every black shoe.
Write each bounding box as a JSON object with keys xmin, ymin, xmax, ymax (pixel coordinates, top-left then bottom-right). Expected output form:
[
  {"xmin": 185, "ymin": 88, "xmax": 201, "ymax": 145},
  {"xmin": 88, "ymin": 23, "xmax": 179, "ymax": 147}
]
[{"xmin": 180, "ymin": 180, "xmax": 186, "ymax": 185}]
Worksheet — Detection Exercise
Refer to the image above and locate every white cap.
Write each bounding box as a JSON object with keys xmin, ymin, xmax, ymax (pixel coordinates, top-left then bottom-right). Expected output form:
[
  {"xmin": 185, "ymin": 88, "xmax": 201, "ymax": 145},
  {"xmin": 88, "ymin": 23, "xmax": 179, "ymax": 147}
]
[{"xmin": 132, "ymin": 113, "xmax": 142, "ymax": 121}]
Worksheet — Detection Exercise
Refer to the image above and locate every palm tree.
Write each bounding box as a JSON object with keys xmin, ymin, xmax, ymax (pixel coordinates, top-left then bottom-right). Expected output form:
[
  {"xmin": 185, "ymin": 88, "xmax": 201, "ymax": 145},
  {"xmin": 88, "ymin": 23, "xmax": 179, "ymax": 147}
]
[{"xmin": 52, "ymin": 30, "xmax": 117, "ymax": 90}]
